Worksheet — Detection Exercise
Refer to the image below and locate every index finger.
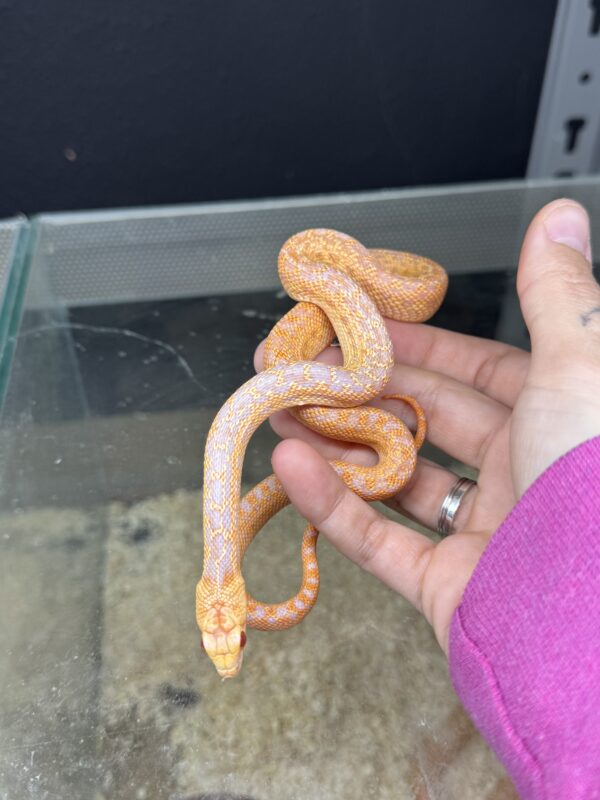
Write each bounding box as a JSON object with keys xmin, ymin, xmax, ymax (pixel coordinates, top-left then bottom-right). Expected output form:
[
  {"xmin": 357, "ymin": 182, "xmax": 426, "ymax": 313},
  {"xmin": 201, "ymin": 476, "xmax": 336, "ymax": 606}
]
[
  {"xmin": 272, "ymin": 437, "xmax": 489, "ymax": 652},
  {"xmin": 272, "ymin": 438, "xmax": 433, "ymax": 613}
]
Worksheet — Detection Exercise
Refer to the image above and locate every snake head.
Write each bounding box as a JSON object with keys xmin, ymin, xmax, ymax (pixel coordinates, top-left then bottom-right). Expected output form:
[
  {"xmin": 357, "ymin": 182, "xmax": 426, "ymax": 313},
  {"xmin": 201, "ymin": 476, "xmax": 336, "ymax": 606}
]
[
  {"xmin": 200, "ymin": 605, "xmax": 247, "ymax": 678},
  {"xmin": 196, "ymin": 577, "xmax": 248, "ymax": 678}
]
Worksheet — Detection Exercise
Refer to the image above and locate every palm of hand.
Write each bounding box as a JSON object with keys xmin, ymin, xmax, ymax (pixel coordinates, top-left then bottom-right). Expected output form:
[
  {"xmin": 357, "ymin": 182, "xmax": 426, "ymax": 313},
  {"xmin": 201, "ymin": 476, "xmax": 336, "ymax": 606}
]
[{"xmin": 258, "ymin": 199, "xmax": 600, "ymax": 656}]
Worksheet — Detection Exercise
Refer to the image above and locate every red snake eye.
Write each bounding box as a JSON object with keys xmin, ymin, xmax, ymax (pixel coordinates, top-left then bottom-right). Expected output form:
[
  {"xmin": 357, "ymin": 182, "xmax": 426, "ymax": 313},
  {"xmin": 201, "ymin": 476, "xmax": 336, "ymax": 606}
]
[{"xmin": 240, "ymin": 631, "xmax": 247, "ymax": 649}]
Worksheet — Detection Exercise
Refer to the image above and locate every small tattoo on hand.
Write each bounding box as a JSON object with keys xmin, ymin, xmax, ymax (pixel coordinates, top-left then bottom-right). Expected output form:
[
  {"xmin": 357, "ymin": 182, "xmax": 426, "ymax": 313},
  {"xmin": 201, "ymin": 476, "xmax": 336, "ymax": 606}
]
[{"xmin": 580, "ymin": 307, "xmax": 600, "ymax": 326}]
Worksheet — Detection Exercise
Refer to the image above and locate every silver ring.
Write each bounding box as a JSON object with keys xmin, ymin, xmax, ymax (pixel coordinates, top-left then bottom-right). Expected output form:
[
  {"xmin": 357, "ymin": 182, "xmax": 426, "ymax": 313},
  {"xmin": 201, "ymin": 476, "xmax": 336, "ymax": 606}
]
[{"xmin": 437, "ymin": 477, "xmax": 477, "ymax": 537}]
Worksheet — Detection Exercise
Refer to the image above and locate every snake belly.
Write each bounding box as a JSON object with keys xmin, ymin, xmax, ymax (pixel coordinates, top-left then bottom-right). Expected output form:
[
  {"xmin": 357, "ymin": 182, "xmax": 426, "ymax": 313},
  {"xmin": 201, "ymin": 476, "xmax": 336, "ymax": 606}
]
[{"xmin": 196, "ymin": 229, "xmax": 447, "ymax": 678}]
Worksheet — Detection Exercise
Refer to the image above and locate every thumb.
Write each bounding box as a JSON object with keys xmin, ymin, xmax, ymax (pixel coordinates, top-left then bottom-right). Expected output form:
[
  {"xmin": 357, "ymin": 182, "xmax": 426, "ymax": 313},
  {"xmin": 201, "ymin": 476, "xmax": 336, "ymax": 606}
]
[
  {"xmin": 512, "ymin": 200, "xmax": 600, "ymax": 493},
  {"xmin": 517, "ymin": 199, "xmax": 598, "ymax": 368}
]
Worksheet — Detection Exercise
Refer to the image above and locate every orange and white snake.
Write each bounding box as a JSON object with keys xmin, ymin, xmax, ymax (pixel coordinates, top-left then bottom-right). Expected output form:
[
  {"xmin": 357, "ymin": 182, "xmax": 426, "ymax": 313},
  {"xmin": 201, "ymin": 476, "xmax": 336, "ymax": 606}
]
[{"xmin": 196, "ymin": 229, "xmax": 447, "ymax": 677}]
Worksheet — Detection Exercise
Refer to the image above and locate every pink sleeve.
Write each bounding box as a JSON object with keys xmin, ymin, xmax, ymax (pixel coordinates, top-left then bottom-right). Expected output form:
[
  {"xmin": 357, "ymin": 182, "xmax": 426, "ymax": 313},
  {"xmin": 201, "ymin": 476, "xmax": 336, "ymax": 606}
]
[{"xmin": 449, "ymin": 436, "xmax": 600, "ymax": 799}]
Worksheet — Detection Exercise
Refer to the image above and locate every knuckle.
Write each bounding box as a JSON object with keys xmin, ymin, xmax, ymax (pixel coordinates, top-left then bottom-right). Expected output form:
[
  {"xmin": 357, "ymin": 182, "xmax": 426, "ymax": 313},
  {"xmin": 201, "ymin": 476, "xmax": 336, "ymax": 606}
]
[
  {"xmin": 417, "ymin": 327, "xmax": 438, "ymax": 369},
  {"xmin": 471, "ymin": 351, "xmax": 511, "ymax": 395},
  {"xmin": 417, "ymin": 377, "xmax": 443, "ymax": 425},
  {"xmin": 556, "ymin": 269, "xmax": 598, "ymax": 301},
  {"xmin": 474, "ymin": 421, "xmax": 499, "ymax": 466},
  {"xmin": 356, "ymin": 515, "xmax": 387, "ymax": 568},
  {"xmin": 520, "ymin": 258, "xmax": 599, "ymax": 312},
  {"xmin": 315, "ymin": 484, "xmax": 346, "ymax": 531},
  {"xmin": 543, "ymin": 261, "xmax": 597, "ymax": 300}
]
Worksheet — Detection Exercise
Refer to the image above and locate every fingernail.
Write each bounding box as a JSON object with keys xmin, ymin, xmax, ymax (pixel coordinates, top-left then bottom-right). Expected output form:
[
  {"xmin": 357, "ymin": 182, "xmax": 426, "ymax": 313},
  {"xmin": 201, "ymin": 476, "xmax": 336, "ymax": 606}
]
[{"xmin": 544, "ymin": 201, "xmax": 591, "ymax": 260}]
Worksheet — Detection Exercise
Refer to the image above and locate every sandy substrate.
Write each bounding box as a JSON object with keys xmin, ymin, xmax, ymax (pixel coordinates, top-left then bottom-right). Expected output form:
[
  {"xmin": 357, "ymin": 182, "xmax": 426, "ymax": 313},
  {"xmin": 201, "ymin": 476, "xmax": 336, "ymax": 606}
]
[
  {"xmin": 99, "ymin": 490, "xmax": 512, "ymax": 800},
  {"xmin": 0, "ymin": 490, "xmax": 514, "ymax": 799}
]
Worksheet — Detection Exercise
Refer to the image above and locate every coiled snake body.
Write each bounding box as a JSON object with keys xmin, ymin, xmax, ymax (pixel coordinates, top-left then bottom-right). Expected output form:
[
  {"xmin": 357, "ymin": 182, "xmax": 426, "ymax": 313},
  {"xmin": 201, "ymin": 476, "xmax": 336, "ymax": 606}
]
[{"xmin": 196, "ymin": 229, "xmax": 447, "ymax": 677}]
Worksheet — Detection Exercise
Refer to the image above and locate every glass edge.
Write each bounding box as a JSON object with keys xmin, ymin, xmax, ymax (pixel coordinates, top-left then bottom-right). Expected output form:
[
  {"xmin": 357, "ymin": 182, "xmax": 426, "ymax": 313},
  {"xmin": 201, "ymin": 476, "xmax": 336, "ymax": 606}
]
[
  {"xmin": 29, "ymin": 175, "xmax": 600, "ymax": 227},
  {"xmin": 0, "ymin": 221, "xmax": 36, "ymax": 407}
]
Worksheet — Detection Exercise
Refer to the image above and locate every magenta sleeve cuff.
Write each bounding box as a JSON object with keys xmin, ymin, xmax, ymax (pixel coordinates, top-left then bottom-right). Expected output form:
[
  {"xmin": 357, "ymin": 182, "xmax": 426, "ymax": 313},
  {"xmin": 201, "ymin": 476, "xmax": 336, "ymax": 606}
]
[{"xmin": 449, "ymin": 436, "xmax": 600, "ymax": 799}]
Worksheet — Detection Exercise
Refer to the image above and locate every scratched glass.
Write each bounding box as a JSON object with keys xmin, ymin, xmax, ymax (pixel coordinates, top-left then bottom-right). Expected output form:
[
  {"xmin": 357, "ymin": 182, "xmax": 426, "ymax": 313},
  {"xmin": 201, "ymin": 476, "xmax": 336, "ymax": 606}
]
[{"xmin": 1, "ymin": 180, "xmax": 599, "ymax": 800}]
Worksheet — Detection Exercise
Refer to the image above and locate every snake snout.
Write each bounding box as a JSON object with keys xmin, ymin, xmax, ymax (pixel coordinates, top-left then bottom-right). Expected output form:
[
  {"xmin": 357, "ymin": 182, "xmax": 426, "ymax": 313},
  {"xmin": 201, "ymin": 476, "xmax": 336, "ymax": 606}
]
[
  {"xmin": 201, "ymin": 624, "xmax": 247, "ymax": 678},
  {"xmin": 204, "ymin": 640, "xmax": 244, "ymax": 678},
  {"xmin": 216, "ymin": 652, "xmax": 244, "ymax": 679}
]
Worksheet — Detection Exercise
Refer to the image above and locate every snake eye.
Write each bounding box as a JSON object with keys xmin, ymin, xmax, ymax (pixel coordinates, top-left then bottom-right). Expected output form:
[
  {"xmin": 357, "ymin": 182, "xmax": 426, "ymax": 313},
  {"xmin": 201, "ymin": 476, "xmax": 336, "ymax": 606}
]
[{"xmin": 240, "ymin": 631, "xmax": 247, "ymax": 649}]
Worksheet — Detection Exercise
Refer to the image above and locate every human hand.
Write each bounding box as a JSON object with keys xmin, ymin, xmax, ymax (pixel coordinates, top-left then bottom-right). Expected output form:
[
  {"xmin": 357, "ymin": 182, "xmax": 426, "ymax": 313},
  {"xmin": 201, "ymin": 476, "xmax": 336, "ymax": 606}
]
[{"xmin": 254, "ymin": 199, "xmax": 600, "ymax": 654}]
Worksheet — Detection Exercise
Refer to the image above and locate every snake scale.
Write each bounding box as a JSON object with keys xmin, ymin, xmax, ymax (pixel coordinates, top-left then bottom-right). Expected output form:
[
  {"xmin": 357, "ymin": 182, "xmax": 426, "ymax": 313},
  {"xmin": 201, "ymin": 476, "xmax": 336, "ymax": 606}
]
[{"xmin": 196, "ymin": 229, "xmax": 447, "ymax": 677}]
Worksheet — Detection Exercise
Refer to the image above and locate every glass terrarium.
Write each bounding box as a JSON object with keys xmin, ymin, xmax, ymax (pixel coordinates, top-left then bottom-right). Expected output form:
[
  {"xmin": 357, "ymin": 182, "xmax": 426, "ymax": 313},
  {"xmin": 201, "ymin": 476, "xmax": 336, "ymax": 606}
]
[{"xmin": 1, "ymin": 178, "xmax": 599, "ymax": 799}]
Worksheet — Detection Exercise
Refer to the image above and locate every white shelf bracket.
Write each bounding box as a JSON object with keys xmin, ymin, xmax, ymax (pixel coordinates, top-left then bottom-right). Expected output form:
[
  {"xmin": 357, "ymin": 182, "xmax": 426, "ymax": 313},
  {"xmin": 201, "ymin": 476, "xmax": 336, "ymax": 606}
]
[{"xmin": 528, "ymin": 0, "xmax": 600, "ymax": 177}]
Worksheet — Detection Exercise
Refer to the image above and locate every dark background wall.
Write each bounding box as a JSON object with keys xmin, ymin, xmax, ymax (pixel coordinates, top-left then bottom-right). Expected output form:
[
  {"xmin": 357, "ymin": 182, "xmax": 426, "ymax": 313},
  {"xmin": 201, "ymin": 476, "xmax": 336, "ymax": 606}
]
[{"xmin": 0, "ymin": 1, "xmax": 557, "ymax": 218}]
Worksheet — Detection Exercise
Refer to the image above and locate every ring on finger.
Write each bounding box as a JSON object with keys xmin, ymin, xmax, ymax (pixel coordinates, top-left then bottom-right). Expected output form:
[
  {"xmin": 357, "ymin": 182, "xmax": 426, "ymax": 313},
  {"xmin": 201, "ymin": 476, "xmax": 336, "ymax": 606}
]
[{"xmin": 437, "ymin": 476, "xmax": 477, "ymax": 537}]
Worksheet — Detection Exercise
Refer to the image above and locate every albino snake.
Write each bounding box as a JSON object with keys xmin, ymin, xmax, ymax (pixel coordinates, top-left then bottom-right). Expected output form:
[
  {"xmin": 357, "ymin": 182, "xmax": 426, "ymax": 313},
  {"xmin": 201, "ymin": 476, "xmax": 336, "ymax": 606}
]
[{"xmin": 196, "ymin": 229, "xmax": 447, "ymax": 677}]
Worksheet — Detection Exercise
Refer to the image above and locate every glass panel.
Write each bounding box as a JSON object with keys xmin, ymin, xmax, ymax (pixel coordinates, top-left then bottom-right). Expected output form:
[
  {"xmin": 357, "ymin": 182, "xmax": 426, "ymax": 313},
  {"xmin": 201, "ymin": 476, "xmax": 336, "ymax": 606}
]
[
  {"xmin": 3, "ymin": 178, "xmax": 600, "ymax": 799},
  {"xmin": 0, "ymin": 219, "xmax": 31, "ymax": 404}
]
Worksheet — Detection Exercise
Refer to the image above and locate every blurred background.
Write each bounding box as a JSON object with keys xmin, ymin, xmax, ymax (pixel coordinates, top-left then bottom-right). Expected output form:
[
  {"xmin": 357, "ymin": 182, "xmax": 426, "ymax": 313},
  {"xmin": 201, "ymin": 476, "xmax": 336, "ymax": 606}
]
[{"xmin": 0, "ymin": 0, "xmax": 572, "ymax": 217}]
